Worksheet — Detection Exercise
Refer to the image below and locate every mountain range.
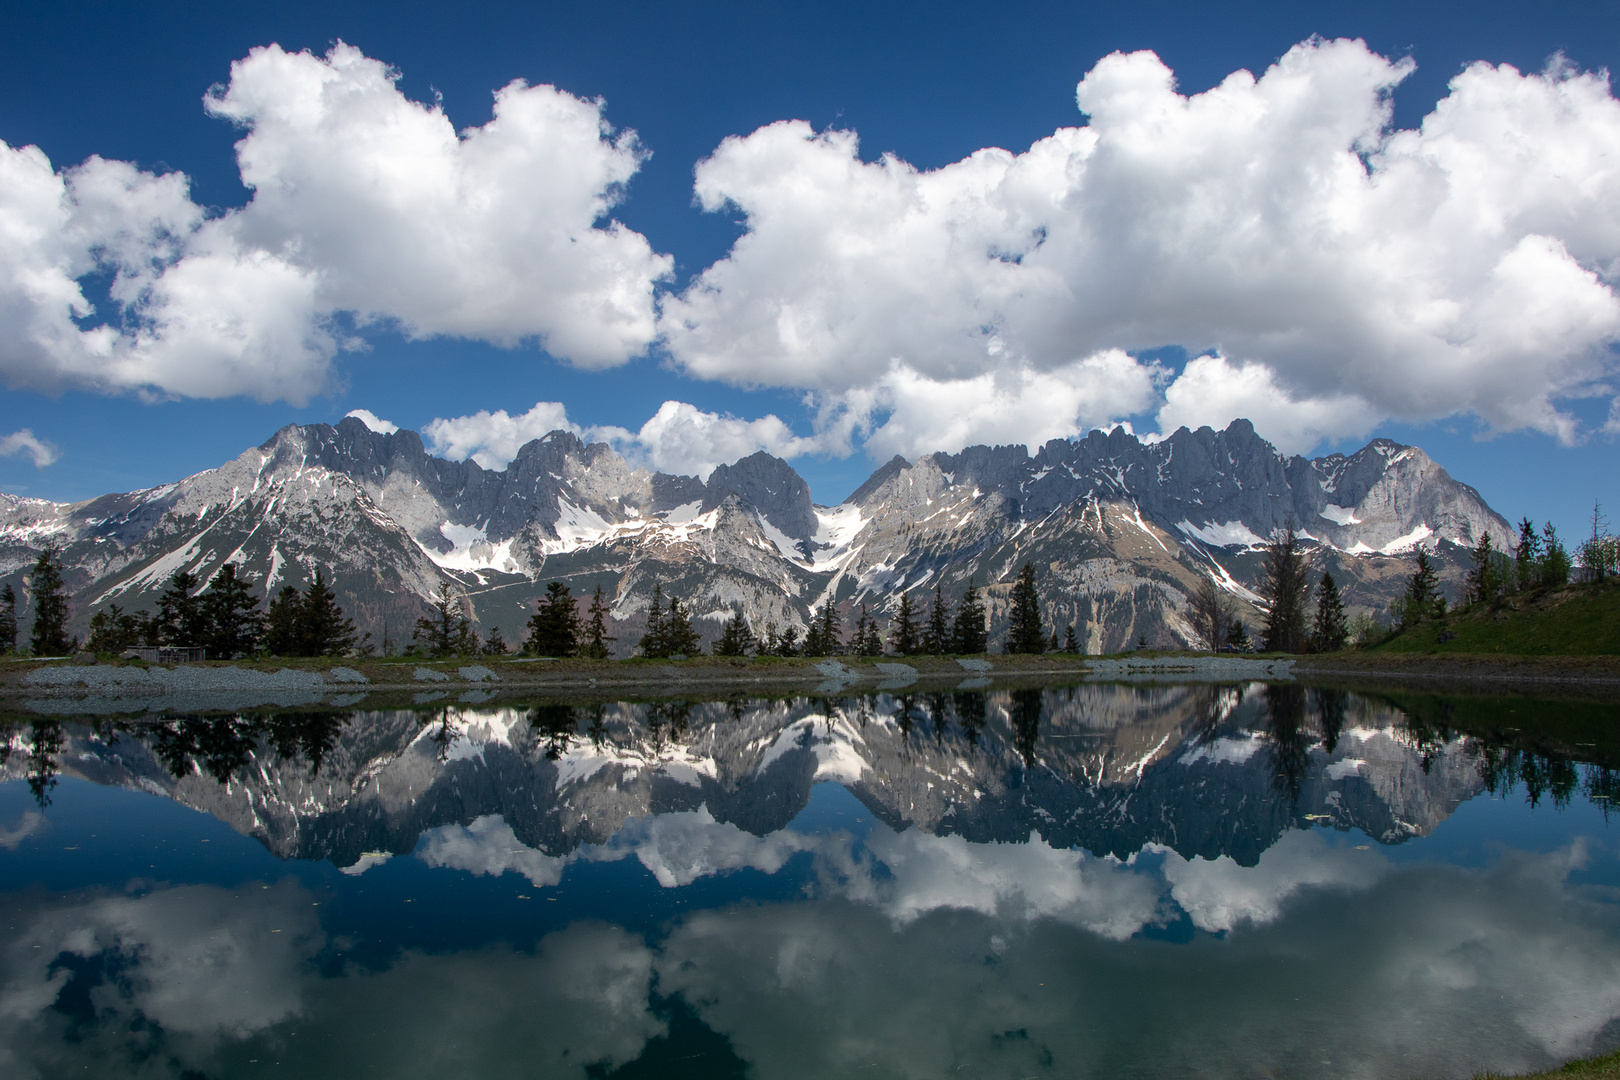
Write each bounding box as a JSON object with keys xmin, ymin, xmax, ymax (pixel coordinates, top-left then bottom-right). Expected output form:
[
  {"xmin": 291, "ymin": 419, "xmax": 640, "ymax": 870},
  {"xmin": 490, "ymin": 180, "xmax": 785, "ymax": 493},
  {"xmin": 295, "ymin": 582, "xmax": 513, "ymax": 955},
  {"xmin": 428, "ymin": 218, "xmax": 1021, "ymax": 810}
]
[{"xmin": 0, "ymin": 418, "xmax": 1512, "ymax": 654}]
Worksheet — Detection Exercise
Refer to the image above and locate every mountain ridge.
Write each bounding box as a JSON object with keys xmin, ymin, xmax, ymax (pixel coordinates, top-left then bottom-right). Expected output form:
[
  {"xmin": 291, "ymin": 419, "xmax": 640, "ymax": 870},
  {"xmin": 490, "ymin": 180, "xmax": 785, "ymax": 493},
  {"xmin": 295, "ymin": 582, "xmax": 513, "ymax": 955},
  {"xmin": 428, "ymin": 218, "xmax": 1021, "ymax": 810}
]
[{"xmin": 0, "ymin": 419, "xmax": 1513, "ymax": 654}]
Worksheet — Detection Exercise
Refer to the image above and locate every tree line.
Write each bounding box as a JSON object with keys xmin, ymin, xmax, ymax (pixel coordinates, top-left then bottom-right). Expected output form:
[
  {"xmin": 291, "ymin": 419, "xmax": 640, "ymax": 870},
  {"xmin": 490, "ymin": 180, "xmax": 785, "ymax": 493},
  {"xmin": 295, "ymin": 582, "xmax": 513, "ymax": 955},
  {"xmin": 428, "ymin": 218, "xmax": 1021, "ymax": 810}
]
[{"xmin": 0, "ymin": 546, "xmax": 360, "ymax": 658}]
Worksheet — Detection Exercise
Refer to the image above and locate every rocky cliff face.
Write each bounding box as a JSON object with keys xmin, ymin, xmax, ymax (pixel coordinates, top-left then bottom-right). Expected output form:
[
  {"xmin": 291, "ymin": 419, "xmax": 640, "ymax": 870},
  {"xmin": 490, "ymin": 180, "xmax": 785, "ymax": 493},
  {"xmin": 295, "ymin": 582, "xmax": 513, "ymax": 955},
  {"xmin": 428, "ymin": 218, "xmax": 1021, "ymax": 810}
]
[
  {"xmin": 0, "ymin": 418, "xmax": 1513, "ymax": 654},
  {"xmin": 2, "ymin": 685, "xmax": 1482, "ymax": 871}
]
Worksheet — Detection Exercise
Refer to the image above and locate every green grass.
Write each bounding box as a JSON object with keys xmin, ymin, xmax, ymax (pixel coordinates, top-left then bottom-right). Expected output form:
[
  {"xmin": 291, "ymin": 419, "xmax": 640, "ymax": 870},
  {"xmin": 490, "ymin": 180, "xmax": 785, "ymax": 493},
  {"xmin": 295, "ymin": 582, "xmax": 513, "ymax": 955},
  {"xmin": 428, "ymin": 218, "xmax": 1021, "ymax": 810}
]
[
  {"xmin": 1476, "ymin": 1049, "xmax": 1620, "ymax": 1079},
  {"xmin": 1374, "ymin": 580, "xmax": 1620, "ymax": 656}
]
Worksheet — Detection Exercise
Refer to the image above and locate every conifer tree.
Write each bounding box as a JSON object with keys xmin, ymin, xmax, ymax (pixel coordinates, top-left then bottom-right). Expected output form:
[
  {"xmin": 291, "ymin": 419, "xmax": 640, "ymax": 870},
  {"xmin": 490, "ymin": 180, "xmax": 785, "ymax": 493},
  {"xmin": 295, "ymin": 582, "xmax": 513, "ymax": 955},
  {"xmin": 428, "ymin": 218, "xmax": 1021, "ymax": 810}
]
[
  {"xmin": 0, "ymin": 583, "xmax": 17, "ymax": 653},
  {"xmin": 819, "ymin": 601, "xmax": 841, "ymax": 656},
  {"xmin": 202, "ymin": 563, "xmax": 264, "ymax": 659},
  {"xmin": 1310, "ymin": 571, "xmax": 1349, "ymax": 653},
  {"xmin": 855, "ymin": 603, "xmax": 883, "ymax": 656},
  {"xmin": 953, "ymin": 583, "xmax": 987, "ymax": 654},
  {"xmin": 1063, "ymin": 624, "xmax": 1079, "ymax": 653},
  {"xmin": 1466, "ymin": 532, "xmax": 1499, "ymax": 605},
  {"xmin": 714, "ymin": 607, "xmax": 756, "ymax": 656},
  {"xmin": 661, "ymin": 594, "xmax": 702, "ymax": 656},
  {"xmin": 1400, "ymin": 550, "xmax": 1441, "ymax": 629},
  {"xmin": 482, "ymin": 625, "xmax": 510, "ymax": 656},
  {"xmin": 639, "ymin": 583, "xmax": 667, "ymax": 658},
  {"xmin": 1006, "ymin": 563, "xmax": 1045, "ymax": 654},
  {"xmin": 264, "ymin": 585, "xmax": 304, "ymax": 655},
  {"xmin": 758, "ymin": 620, "xmax": 781, "ymax": 657},
  {"xmin": 1261, "ymin": 521, "xmax": 1309, "ymax": 653},
  {"xmin": 28, "ymin": 547, "xmax": 71, "ymax": 656},
  {"xmin": 1541, "ymin": 522, "xmax": 1572, "ymax": 588},
  {"xmin": 889, "ymin": 592, "xmax": 919, "ymax": 656},
  {"xmin": 86, "ymin": 604, "xmax": 139, "ymax": 654},
  {"xmin": 300, "ymin": 568, "xmax": 358, "ymax": 656},
  {"xmin": 580, "ymin": 585, "xmax": 615, "ymax": 659},
  {"xmin": 774, "ymin": 622, "xmax": 801, "ymax": 657},
  {"xmin": 1515, "ymin": 517, "xmax": 1541, "ymax": 592},
  {"xmin": 802, "ymin": 604, "xmax": 829, "ymax": 657},
  {"xmin": 525, "ymin": 581, "xmax": 580, "ymax": 657},
  {"xmin": 922, "ymin": 584, "xmax": 950, "ymax": 654},
  {"xmin": 154, "ymin": 569, "xmax": 206, "ymax": 645},
  {"xmin": 1227, "ymin": 621, "xmax": 1253, "ymax": 652}
]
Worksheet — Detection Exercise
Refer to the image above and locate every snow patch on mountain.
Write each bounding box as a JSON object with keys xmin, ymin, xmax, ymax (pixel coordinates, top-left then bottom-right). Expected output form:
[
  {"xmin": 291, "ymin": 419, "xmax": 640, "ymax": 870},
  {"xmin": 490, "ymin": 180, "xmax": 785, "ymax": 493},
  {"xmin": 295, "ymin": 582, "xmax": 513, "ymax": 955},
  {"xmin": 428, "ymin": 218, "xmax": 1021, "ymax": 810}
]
[{"xmin": 1178, "ymin": 520, "xmax": 1266, "ymax": 548}]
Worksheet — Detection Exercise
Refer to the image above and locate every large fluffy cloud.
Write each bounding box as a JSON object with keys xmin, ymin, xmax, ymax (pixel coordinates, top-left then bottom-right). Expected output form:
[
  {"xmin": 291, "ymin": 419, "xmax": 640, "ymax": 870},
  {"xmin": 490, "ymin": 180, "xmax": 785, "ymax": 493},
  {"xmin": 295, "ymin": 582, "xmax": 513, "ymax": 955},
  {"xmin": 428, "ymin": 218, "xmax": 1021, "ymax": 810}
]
[
  {"xmin": 661, "ymin": 38, "xmax": 1620, "ymax": 454},
  {"xmin": 0, "ymin": 43, "xmax": 669, "ymax": 404}
]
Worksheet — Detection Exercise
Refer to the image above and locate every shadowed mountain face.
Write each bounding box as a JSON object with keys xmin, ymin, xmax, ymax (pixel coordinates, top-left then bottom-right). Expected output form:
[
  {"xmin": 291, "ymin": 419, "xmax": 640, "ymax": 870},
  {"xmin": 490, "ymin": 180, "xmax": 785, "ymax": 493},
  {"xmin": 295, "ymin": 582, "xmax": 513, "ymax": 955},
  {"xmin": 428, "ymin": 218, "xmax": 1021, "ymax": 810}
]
[
  {"xmin": 0, "ymin": 418, "xmax": 1510, "ymax": 653},
  {"xmin": 3, "ymin": 684, "xmax": 1484, "ymax": 871}
]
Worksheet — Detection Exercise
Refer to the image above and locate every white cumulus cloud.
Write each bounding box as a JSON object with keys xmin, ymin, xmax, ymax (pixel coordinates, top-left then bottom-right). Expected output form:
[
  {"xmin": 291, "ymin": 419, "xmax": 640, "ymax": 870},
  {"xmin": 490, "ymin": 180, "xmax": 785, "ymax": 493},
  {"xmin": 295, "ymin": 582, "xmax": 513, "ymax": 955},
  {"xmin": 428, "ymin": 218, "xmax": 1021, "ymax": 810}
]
[
  {"xmin": 424, "ymin": 398, "xmax": 821, "ymax": 478},
  {"xmin": 0, "ymin": 42, "xmax": 669, "ymax": 404},
  {"xmin": 0, "ymin": 430, "xmax": 59, "ymax": 468},
  {"xmin": 661, "ymin": 38, "xmax": 1620, "ymax": 455},
  {"xmin": 343, "ymin": 408, "xmax": 398, "ymax": 434}
]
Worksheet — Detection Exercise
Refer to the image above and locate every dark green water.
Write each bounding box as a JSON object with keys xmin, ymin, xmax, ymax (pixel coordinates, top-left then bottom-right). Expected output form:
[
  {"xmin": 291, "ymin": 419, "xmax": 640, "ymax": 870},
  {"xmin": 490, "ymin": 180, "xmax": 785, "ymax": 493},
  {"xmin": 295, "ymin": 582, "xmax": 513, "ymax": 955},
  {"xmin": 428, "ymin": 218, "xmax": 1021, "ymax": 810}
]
[{"xmin": 2, "ymin": 680, "xmax": 1618, "ymax": 1079}]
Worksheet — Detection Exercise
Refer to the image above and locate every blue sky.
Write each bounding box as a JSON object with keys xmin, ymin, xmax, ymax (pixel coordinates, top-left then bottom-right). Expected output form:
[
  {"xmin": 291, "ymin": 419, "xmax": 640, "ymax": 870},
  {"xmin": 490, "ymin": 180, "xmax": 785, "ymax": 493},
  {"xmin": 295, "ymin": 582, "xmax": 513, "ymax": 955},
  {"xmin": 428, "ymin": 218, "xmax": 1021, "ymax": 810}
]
[{"xmin": 3, "ymin": 0, "xmax": 1618, "ymax": 536}]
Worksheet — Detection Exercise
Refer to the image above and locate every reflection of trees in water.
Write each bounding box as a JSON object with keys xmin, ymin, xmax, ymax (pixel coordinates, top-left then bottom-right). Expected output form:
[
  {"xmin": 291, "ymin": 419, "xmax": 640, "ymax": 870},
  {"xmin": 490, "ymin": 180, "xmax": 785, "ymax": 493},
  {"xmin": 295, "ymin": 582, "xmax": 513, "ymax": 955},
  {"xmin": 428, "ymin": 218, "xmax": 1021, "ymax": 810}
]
[
  {"xmin": 927, "ymin": 693, "xmax": 951, "ymax": 745},
  {"xmin": 1263, "ymin": 684, "xmax": 1310, "ymax": 807},
  {"xmin": 2, "ymin": 712, "xmax": 355, "ymax": 808},
  {"xmin": 1010, "ymin": 689, "xmax": 1042, "ymax": 768},
  {"xmin": 1312, "ymin": 688, "xmax": 1348, "ymax": 755},
  {"xmin": 2, "ymin": 718, "xmax": 64, "ymax": 807},
  {"xmin": 529, "ymin": 704, "xmax": 577, "ymax": 760},
  {"xmin": 954, "ymin": 690, "xmax": 987, "ymax": 748}
]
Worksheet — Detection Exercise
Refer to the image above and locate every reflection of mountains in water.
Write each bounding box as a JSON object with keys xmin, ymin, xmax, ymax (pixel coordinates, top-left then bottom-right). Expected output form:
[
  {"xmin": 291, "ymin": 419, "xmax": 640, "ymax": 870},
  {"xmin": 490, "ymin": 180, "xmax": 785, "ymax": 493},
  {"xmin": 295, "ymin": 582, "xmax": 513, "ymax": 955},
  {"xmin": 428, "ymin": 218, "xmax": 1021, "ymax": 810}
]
[{"xmin": 5, "ymin": 684, "xmax": 1483, "ymax": 868}]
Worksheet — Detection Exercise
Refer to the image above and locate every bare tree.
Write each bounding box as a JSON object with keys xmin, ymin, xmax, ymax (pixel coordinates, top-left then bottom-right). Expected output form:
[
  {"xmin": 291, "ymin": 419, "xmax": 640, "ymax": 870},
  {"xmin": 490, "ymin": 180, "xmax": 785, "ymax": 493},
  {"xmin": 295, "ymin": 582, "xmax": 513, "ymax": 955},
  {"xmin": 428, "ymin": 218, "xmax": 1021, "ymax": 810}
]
[{"xmin": 1188, "ymin": 572, "xmax": 1233, "ymax": 652}]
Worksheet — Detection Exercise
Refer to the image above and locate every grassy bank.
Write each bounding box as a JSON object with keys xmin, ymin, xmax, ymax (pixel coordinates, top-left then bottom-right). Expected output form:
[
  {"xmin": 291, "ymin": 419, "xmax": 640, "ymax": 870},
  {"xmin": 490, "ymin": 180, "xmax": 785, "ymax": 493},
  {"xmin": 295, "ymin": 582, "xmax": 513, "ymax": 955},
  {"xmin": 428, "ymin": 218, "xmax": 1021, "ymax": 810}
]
[
  {"xmin": 1479, "ymin": 1049, "xmax": 1620, "ymax": 1079},
  {"xmin": 1373, "ymin": 579, "xmax": 1620, "ymax": 656}
]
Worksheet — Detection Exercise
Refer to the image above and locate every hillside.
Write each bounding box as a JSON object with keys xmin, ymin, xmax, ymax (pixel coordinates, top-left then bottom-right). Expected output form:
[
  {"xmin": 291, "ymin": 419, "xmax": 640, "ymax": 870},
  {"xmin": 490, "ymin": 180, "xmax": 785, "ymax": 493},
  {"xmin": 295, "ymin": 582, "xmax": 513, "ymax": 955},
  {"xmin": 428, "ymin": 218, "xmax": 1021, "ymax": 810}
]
[{"xmin": 1371, "ymin": 580, "xmax": 1620, "ymax": 657}]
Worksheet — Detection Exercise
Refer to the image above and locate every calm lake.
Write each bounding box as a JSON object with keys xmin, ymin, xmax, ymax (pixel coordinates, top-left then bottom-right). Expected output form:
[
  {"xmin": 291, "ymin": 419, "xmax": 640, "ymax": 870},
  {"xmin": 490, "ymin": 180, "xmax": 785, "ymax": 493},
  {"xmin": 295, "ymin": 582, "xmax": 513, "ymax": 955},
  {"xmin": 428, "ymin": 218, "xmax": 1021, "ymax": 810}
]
[{"xmin": 3, "ymin": 679, "xmax": 1619, "ymax": 1079}]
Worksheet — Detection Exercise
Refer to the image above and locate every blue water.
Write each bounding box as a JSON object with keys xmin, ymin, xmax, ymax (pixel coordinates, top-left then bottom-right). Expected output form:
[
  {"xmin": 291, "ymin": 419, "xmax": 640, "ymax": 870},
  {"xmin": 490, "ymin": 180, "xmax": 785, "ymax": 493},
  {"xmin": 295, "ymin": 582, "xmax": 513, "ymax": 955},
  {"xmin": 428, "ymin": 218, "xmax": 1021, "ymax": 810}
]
[{"xmin": 1, "ymin": 682, "xmax": 1616, "ymax": 1079}]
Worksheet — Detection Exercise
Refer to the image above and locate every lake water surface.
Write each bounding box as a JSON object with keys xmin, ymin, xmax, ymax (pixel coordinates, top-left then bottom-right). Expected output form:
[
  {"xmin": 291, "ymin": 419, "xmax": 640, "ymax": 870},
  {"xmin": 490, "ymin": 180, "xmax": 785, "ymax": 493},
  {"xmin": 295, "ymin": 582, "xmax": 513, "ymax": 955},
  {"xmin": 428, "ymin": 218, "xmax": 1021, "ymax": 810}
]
[{"xmin": 3, "ymin": 679, "xmax": 1619, "ymax": 1079}]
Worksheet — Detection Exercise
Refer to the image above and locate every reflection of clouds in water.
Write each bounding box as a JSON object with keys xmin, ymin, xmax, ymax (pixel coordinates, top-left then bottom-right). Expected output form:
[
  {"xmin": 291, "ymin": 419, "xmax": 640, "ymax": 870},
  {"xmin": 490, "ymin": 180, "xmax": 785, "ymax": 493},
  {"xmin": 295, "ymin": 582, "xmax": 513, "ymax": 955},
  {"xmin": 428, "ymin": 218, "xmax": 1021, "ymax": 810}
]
[
  {"xmin": 417, "ymin": 807, "xmax": 817, "ymax": 889},
  {"xmin": 0, "ymin": 880, "xmax": 663, "ymax": 1080},
  {"xmin": 1155, "ymin": 830, "xmax": 1389, "ymax": 933},
  {"xmin": 418, "ymin": 814, "xmax": 569, "ymax": 886},
  {"xmin": 0, "ymin": 810, "xmax": 45, "ymax": 849},
  {"xmin": 849, "ymin": 828, "xmax": 1165, "ymax": 940},
  {"xmin": 0, "ymin": 882, "xmax": 321, "ymax": 1078},
  {"xmin": 275, "ymin": 922, "xmax": 663, "ymax": 1078},
  {"xmin": 659, "ymin": 842, "xmax": 1620, "ymax": 1080}
]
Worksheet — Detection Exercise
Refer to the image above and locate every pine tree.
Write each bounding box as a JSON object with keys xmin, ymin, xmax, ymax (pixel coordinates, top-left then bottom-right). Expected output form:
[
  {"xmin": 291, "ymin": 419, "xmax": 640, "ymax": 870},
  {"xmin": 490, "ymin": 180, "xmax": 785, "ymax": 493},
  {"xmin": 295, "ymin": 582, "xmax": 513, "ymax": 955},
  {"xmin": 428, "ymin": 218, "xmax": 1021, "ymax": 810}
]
[
  {"xmin": 525, "ymin": 581, "xmax": 580, "ymax": 657},
  {"xmin": 0, "ymin": 583, "xmax": 17, "ymax": 653},
  {"xmin": 1541, "ymin": 523, "xmax": 1572, "ymax": 588},
  {"xmin": 201, "ymin": 563, "xmax": 264, "ymax": 659},
  {"xmin": 154, "ymin": 569, "xmax": 206, "ymax": 645},
  {"xmin": 1310, "ymin": 571, "xmax": 1349, "ymax": 653},
  {"xmin": 264, "ymin": 585, "xmax": 304, "ymax": 655},
  {"xmin": 1515, "ymin": 517, "xmax": 1541, "ymax": 592},
  {"xmin": 300, "ymin": 568, "xmax": 357, "ymax": 656},
  {"xmin": 802, "ymin": 604, "xmax": 829, "ymax": 657},
  {"xmin": 1400, "ymin": 550, "xmax": 1441, "ymax": 629},
  {"xmin": 639, "ymin": 583, "xmax": 667, "ymax": 658},
  {"xmin": 889, "ymin": 592, "xmax": 919, "ymax": 656},
  {"xmin": 1466, "ymin": 532, "xmax": 1499, "ymax": 605},
  {"xmin": 758, "ymin": 621, "xmax": 781, "ymax": 657},
  {"xmin": 1261, "ymin": 521, "xmax": 1309, "ymax": 653},
  {"xmin": 855, "ymin": 603, "xmax": 883, "ymax": 656},
  {"xmin": 1227, "ymin": 621, "xmax": 1253, "ymax": 652},
  {"xmin": 1006, "ymin": 563, "xmax": 1045, "ymax": 654},
  {"xmin": 662, "ymin": 595, "xmax": 702, "ymax": 656},
  {"xmin": 86, "ymin": 604, "xmax": 141, "ymax": 655},
  {"xmin": 819, "ymin": 601, "xmax": 841, "ymax": 656},
  {"xmin": 714, "ymin": 607, "xmax": 756, "ymax": 656},
  {"xmin": 774, "ymin": 622, "xmax": 801, "ymax": 657},
  {"xmin": 953, "ymin": 583, "xmax": 987, "ymax": 654},
  {"xmin": 922, "ymin": 585, "xmax": 950, "ymax": 654},
  {"xmin": 482, "ymin": 625, "xmax": 510, "ymax": 656},
  {"xmin": 1063, "ymin": 624, "xmax": 1079, "ymax": 653},
  {"xmin": 580, "ymin": 585, "xmax": 615, "ymax": 659},
  {"xmin": 28, "ymin": 547, "xmax": 71, "ymax": 656},
  {"xmin": 414, "ymin": 583, "xmax": 463, "ymax": 658}
]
